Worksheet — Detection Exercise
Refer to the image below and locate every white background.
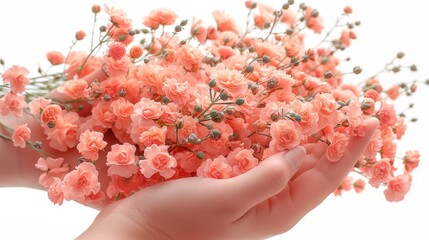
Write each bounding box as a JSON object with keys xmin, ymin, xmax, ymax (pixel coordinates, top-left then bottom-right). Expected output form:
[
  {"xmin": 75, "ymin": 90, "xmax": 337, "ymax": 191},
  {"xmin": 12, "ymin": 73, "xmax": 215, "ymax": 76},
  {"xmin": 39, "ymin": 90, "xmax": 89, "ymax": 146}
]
[{"xmin": 0, "ymin": 0, "xmax": 428, "ymax": 239}]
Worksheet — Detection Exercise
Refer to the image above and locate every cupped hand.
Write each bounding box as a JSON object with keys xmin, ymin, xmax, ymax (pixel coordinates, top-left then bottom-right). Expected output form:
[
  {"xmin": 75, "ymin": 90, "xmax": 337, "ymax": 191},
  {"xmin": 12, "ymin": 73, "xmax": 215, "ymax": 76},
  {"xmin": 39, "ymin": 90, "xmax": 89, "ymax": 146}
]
[{"xmin": 78, "ymin": 118, "xmax": 379, "ymax": 240}]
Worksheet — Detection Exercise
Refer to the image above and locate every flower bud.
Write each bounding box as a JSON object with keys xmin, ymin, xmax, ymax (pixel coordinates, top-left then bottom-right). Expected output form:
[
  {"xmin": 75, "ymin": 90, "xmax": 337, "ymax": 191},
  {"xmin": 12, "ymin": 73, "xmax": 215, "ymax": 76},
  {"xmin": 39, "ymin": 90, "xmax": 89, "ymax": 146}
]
[
  {"xmin": 235, "ymin": 98, "xmax": 245, "ymax": 105},
  {"xmin": 353, "ymin": 66, "xmax": 362, "ymax": 74},
  {"xmin": 197, "ymin": 151, "xmax": 205, "ymax": 160},
  {"xmin": 92, "ymin": 4, "xmax": 101, "ymax": 14},
  {"xmin": 209, "ymin": 129, "xmax": 222, "ymax": 140},
  {"xmin": 208, "ymin": 79, "xmax": 216, "ymax": 88}
]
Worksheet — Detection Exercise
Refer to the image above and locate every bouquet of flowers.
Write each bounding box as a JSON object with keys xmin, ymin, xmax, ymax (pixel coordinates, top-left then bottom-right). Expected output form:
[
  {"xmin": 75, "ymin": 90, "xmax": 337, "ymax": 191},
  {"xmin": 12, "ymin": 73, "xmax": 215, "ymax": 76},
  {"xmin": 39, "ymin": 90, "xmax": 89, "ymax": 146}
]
[{"xmin": 0, "ymin": 1, "xmax": 422, "ymax": 206}]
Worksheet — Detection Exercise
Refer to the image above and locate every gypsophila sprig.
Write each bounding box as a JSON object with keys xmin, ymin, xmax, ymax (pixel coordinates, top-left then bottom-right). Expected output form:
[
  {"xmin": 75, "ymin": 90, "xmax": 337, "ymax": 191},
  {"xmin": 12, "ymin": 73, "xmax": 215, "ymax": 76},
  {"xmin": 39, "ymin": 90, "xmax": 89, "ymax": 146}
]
[{"xmin": 0, "ymin": 1, "xmax": 424, "ymax": 206}]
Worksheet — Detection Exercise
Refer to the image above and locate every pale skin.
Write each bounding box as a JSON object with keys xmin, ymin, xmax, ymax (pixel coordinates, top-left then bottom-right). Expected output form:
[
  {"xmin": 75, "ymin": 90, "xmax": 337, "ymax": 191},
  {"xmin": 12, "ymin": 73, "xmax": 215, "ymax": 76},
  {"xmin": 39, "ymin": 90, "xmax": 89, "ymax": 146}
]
[{"xmin": 0, "ymin": 69, "xmax": 379, "ymax": 239}]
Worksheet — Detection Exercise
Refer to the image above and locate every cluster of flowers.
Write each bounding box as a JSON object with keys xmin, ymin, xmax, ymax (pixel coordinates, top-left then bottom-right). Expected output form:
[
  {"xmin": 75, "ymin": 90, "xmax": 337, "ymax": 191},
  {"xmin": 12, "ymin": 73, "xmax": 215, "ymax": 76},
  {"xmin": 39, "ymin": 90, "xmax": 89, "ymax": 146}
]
[{"xmin": 0, "ymin": 1, "xmax": 421, "ymax": 206}]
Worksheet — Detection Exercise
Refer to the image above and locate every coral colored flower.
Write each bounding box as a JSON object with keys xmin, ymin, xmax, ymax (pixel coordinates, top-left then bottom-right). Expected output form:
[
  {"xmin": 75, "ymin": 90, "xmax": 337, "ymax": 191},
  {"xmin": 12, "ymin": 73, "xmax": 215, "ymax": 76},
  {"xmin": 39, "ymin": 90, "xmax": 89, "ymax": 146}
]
[
  {"xmin": 105, "ymin": 5, "xmax": 132, "ymax": 30},
  {"xmin": 403, "ymin": 150, "xmax": 420, "ymax": 173},
  {"xmin": 129, "ymin": 45, "xmax": 143, "ymax": 59},
  {"xmin": 106, "ymin": 143, "xmax": 139, "ymax": 178},
  {"xmin": 191, "ymin": 18, "xmax": 207, "ymax": 43},
  {"xmin": 2, "ymin": 65, "xmax": 29, "ymax": 93},
  {"xmin": 305, "ymin": 7, "xmax": 324, "ymax": 33},
  {"xmin": 140, "ymin": 144, "xmax": 177, "ymax": 179},
  {"xmin": 143, "ymin": 8, "xmax": 177, "ymax": 30},
  {"xmin": 48, "ymin": 178, "xmax": 64, "ymax": 206},
  {"xmin": 177, "ymin": 44, "xmax": 203, "ymax": 72},
  {"xmin": 108, "ymin": 42, "xmax": 127, "ymax": 61},
  {"xmin": 77, "ymin": 129, "xmax": 107, "ymax": 161},
  {"xmin": 131, "ymin": 98, "xmax": 163, "ymax": 121},
  {"xmin": 28, "ymin": 97, "xmax": 52, "ymax": 115},
  {"xmin": 384, "ymin": 174, "xmax": 411, "ymax": 202},
  {"xmin": 65, "ymin": 51, "xmax": 102, "ymax": 78},
  {"xmin": 175, "ymin": 150, "xmax": 201, "ymax": 173},
  {"xmin": 212, "ymin": 69, "xmax": 248, "ymax": 98},
  {"xmin": 197, "ymin": 155, "xmax": 232, "ymax": 179},
  {"xmin": 110, "ymin": 98, "xmax": 134, "ymax": 130},
  {"xmin": 12, "ymin": 124, "xmax": 31, "ymax": 148},
  {"xmin": 369, "ymin": 158, "xmax": 393, "ymax": 188},
  {"xmin": 62, "ymin": 162, "xmax": 100, "ymax": 202},
  {"xmin": 377, "ymin": 103, "xmax": 397, "ymax": 126},
  {"xmin": 46, "ymin": 51, "xmax": 65, "ymax": 65},
  {"xmin": 92, "ymin": 101, "xmax": 116, "ymax": 129},
  {"xmin": 58, "ymin": 78, "xmax": 88, "ymax": 99},
  {"xmin": 364, "ymin": 89, "xmax": 380, "ymax": 101},
  {"xmin": 75, "ymin": 30, "xmax": 86, "ymax": 40},
  {"xmin": 162, "ymin": 78, "xmax": 194, "ymax": 107},
  {"xmin": 353, "ymin": 179, "xmax": 366, "ymax": 193},
  {"xmin": 103, "ymin": 55, "xmax": 132, "ymax": 77},
  {"xmin": 139, "ymin": 125, "xmax": 167, "ymax": 149},
  {"xmin": 312, "ymin": 93, "xmax": 339, "ymax": 119},
  {"xmin": 326, "ymin": 132, "xmax": 349, "ymax": 162},
  {"xmin": 44, "ymin": 110, "xmax": 80, "ymax": 152},
  {"xmin": 269, "ymin": 119, "xmax": 303, "ymax": 152},
  {"xmin": 212, "ymin": 10, "xmax": 239, "ymax": 33},
  {"xmin": 0, "ymin": 92, "xmax": 26, "ymax": 117},
  {"xmin": 386, "ymin": 84, "xmax": 400, "ymax": 100},
  {"xmin": 40, "ymin": 104, "xmax": 62, "ymax": 124},
  {"xmin": 227, "ymin": 148, "xmax": 258, "ymax": 176},
  {"xmin": 35, "ymin": 157, "xmax": 69, "ymax": 188},
  {"xmin": 393, "ymin": 117, "xmax": 407, "ymax": 140}
]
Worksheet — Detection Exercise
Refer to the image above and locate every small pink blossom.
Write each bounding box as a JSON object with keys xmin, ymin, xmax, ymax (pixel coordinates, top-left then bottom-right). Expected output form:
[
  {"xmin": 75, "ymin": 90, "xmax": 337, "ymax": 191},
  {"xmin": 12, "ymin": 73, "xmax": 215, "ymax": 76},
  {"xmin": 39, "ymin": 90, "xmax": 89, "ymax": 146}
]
[
  {"xmin": 269, "ymin": 119, "xmax": 303, "ymax": 152},
  {"xmin": 77, "ymin": 129, "xmax": 108, "ymax": 161},
  {"xmin": 0, "ymin": 92, "xmax": 26, "ymax": 117},
  {"xmin": 28, "ymin": 97, "xmax": 52, "ymax": 115},
  {"xmin": 143, "ymin": 8, "xmax": 177, "ymax": 29},
  {"xmin": 403, "ymin": 150, "xmax": 420, "ymax": 173},
  {"xmin": 62, "ymin": 162, "xmax": 100, "ymax": 202},
  {"xmin": 106, "ymin": 143, "xmax": 138, "ymax": 178},
  {"xmin": 48, "ymin": 178, "xmax": 65, "ymax": 206},
  {"xmin": 384, "ymin": 174, "xmax": 411, "ymax": 202},
  {"xmin": 197, "ymin": 155, "xmax": 232, "ymax": 179},
  {"xmin": 12, "ymin": 124, "xmax": 31, "ymax": 148},
  {"xmin": 35, "ymin": 157, "xmax": 69, "ymax": 188},
  {"xmin": 326, "ymin": 132, "xmax": 349, "ymax": 162},
  {"xmin": 46, "ymin": 51, "xmax": 65, "ymax": 65},
  {"xmin": 227, "ymin": 148, "xmax": 258, "ymax": 176},
  {"xmin": 212, "ymin": 69, "xmax": 248, "ymax": 98},
  {"xmin": 1, "ymin": 65, "xmax": 29, "ymax": 93},
  {"xmin": 369, "ymin": 158, "xmax": 393, "ymax": 188},
  {"xmin": 140, "ymin": 144, "xmax": 177, "ymax": 179},
  {"xmin": 58, "ymin": 78, "xmax": 88, "ymax": 99}
]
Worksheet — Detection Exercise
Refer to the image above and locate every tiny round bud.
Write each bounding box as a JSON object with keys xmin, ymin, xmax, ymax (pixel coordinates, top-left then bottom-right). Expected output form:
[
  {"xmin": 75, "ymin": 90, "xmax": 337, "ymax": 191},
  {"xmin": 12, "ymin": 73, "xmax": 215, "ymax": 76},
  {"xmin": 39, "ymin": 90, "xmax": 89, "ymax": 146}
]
[
  {"xmin": 77, "ymin": 105, "xmax": 84, "ymax": 111},
  {"xmin": 228, "ymin": 133, "xmax": 239, "ymax": 141},
  {"xmin": 271, "ymin": 113, "xmax": 279, "ymax": 121},
  {"xmin": 212, "ymin": 112, "xmax": 224, "ymax": 123},
  {"xmin": 267, "ymin": 78, "xmax": 278, "ymax": 89},
  {"xmin": 208, "ymin": 79, "xmax": 217, "ymax": 88},
  {"xmin": 286, "ymin": 29, "xmax": 294, "ymax": 35},
  {"xmin": 311, "ymin": 9, "xmax": 319, "ymax": 18},
  {"xmin": 410, "ymin": 84, "xmax": 417, "ymax": 93},
  {"xmin": 210, "ymin": 109, "xmax": 219, "ymax": 118},
  {"xmin": 355, "ymin": 21, "xmax": 361, "ymax": 26},
  {"xmin": 410, "ymin": 64, "xmax": 417, "ymax": 71},
  {"xmin": 324, "ymin": 71, "xmax": 333, "ymax": 78},
  {"xmin": 33, "ymin": 141, "xmax": 42, "ymax": 149},
  {"xmin": 244, "ymin": 65, "xmax": 254, "ymax": 73},
  {"xmin": 142, "ymin": 29, "xmax": 150, "ymax": 34},
  {"xmin": 299, "ymin": 3, "xmax": 307, "ymax": 10},
  {"xmin": 353, "ymin": 66, "xmax": 362, "ymax": 74},
  {"xmin": 411, "ymin": 118, "xmax": 418, "ymax": 122},
  {"xmin": 99, "ymin": 26, "xmax": 107, "ymax": 32},
  {"xmin": 294, "ymin": 114, "xmax": 302, "ymax": 122},
  {"xmin": 220, "ymin": 92, "xmax": 229, "ymax": 100},
  {"xmin": 47, "ymin": 121, "xmax": 56, "ymax": 128},
  {"xmin": 188, "ymin": 133, "xmax": 201, "ymax": 144},
  {"xmin": 176, "ymin": 121, "xmax": 184, "ymax": 129},
  {"xmin": 248, "ymin": 46, "xmax": 255, "ymax": 53},
  {"xmin": 263, "ymin": 22, "xmax": 271, "ymax": 29},
  {"xmin": 103, "ymin": 94, "xmax": 112, "ymax": 101},
  {"xmin": 224, "ymin": 106, "xmax": 235, "ymax": 115},
  {"xmin": 174, "ymin": 25, "xmax": 182, "ymax": 33},
  {"xmin": 235, "ymin": 98, "xmax": 245, "ymax": 105},
  {"xmin": 92, "ymin": 4, "xmax": 101, "ymax": 14},
  {"xmin": 143, "ymin": 58, "xmax": 150, "ymax": 64},
  {"xmin": 209, "ymin": 129, "xmax": 222, "ymax": 140},
  {"xmin": 397, "ymin": 52, "xmax": 405, "ymax": 59},
  {"xmin": 180, "ymin": 19, "xmax": 188, "ymax": 26},
  {"xmin": 392, "ymin": 66, "xmax": 401, "ymax": 73},
  {"xmin": 288, "ymin": 0, "xmax": 295, "ymax": 5},
  {"xmin": 206, "ymin": 123, "xmax": 213, "ymax": 130},
  {"xmin": 343, "ymin": 6, "xmax": 352, "ymax": 14},
  {"xmin": 162, "ymin": 96, "xmax": 169, "ymax": 104},
  {"xmin": 194, "ymin": 105, "xmax": 203, "ymax": 112},
  {"xmin": 75, "ymin": 30, "xmax": 86, "ymax": 41},
  {"xmin": 130, "ymin": 45, "xmax": 144, "ymax": 59},
  {"xmin": 119, "ymin": 88, "xmax": 127, "ymax": 97},
  {"xmin": 282, "ymin": 3, "xmax": 289, "ymax": 10},
  {"xmin": 261, "ymin": 55, "xmax": 271, "ymax": 64},
  {"xmin": 197, "ymin": 151, "xmax": 205, "ymax": 160}
]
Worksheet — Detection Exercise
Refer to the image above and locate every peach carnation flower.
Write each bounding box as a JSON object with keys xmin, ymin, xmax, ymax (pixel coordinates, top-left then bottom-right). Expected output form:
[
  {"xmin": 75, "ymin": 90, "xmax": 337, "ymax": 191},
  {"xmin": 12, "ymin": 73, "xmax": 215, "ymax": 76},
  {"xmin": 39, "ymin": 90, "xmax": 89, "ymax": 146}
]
[
  {"xmin": 58, "ymin": 78, "xmax": 88, "ymax": 99},
  {"xmin": 0, "ymin": 92, "xmax": 26, "ymax": 117},
  {"xmin": 326, "ymin": 132, "xmax": 349, "ymax": 162},
  {"xmin": 177, "ymin": 44, "xmax": 203, "ymax": 72},
  {"xmin": 48, "ymin": 178, "xmax": 65, "ymax": 206},
  {"xmin": 269, "ymin": 119, "xmax": 303, "ymax": 152},
  {"xmin": 403, "ymin": 150, "xmax": 420, "ymax": 173},
  {"xmin": 46, "ymin": 51, "xmax": 65, "ymax": 65},
  {"xmin": 227, "ymin": 148, "xmax": 258, "ymax": 176},
  {"xmin": 140, "ymin": 144, "xmax": 177, "ymax": 179},
  {"xmin": 369, "ymin": 158, "xmax": 393, "ymax": 188},
  {"xmin": 62, "ymin": 162, "xmax": 100, "ymax": 202},
  {"xmin": 44, "ymin": 110, "xmax": 80, "ymax": 152},
  {"xmin": 197, "ymin": 155, "xmax": 232, "ymax": 179},
  {"xmin": 77, "ymin": 129, "xmax": 108, "ymax": 161},
  {"xmin": 384, "ymin": 174, "xmax": 411, "ymax": 202},
  {"xmin": 106, "ymin": 143, "xmax": 139, "ymax": 178},
  {"xmin": 35, "ymin": 157, "xmax": 69, "ymax": 188},
  {"xmin": 12, "ymin": 124, "xmax": 31, "ymax": 148},
  {"xmin": 143, "ymin": 8, "xmax": 177, "ymax": 30},
  {"xmin": 212, "ymin": 69, "xmax": 248, "ymax": 98},
  {"xmin": 1, "ymin": 65, "xmax": 29, "ymax": 94},
  {"xmin": 28, "ymin": 97, "xmax": 52, "ymax": 115}
]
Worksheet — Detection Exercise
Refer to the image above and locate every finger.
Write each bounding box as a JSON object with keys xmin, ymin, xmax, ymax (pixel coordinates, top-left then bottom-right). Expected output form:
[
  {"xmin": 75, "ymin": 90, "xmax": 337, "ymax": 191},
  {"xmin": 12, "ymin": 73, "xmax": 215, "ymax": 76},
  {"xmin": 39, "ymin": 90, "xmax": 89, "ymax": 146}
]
[
  {"xmin": 289, "ymin": 118, "xmax": 379, "ymax": 217},
  {"xmin": 224, "ymin": 146, "xmax": 306, "ymax": 212},
  {"xmin": 292, "ymin": 141, "xmax": 327, "ymax": 180}
]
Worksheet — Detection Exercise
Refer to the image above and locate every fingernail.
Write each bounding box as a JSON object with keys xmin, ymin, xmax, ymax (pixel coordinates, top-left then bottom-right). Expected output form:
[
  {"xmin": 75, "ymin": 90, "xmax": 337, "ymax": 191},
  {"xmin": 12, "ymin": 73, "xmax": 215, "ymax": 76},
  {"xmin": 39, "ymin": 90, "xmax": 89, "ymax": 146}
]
[{"xmin": 284, "ymin": 146, "xmax": 306, "ymax": 171}]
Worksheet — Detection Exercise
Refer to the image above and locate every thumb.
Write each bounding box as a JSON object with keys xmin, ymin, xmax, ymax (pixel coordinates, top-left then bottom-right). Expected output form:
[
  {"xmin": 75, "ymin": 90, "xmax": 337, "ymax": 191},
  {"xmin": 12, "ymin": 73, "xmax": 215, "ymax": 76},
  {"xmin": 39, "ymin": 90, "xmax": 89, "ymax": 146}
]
[{"xmin": 226, "ymin": 146, "xmax": 306, "ymax": 211}]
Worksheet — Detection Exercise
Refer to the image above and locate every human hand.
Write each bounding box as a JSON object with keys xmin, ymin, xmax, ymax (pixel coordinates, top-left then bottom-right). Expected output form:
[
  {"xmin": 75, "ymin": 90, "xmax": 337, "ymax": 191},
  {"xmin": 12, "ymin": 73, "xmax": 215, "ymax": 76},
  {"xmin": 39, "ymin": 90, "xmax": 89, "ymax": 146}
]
[{"xmin": 77, "ymin": 118, "xmax": 379, "ymax": 240}]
